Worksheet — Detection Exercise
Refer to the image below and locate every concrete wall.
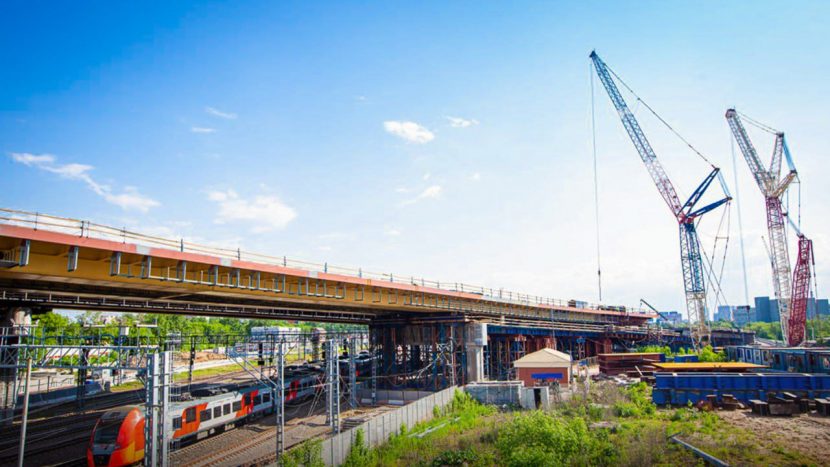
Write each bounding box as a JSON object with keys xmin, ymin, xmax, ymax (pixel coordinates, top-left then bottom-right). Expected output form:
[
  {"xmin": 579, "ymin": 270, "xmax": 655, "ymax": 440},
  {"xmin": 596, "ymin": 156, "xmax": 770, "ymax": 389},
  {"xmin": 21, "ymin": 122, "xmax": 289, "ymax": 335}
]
[
  {"xmin": 357, "ymin": 388, "xmax": 437, "ymax": 404},
  {"xmin": 320, "ymin": 386, "xmax": 457, "ymax": 466}
]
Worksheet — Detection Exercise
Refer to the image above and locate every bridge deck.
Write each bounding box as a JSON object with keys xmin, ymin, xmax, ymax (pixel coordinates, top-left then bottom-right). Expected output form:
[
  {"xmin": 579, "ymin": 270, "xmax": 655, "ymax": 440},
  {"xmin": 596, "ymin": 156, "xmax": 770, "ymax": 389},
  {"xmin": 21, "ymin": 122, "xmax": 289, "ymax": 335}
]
[{"xmin": 0, "ymin": 209, "xmax": 657, "ymax": 326}]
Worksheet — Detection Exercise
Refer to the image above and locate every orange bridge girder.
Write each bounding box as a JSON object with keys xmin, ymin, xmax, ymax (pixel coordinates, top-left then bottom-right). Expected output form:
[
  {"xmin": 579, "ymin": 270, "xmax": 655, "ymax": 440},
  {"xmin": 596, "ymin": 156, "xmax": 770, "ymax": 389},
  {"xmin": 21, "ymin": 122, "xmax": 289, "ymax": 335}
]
[{"xmin": 0, "ymin": 223, "xmax": 657, "ymax": 327}]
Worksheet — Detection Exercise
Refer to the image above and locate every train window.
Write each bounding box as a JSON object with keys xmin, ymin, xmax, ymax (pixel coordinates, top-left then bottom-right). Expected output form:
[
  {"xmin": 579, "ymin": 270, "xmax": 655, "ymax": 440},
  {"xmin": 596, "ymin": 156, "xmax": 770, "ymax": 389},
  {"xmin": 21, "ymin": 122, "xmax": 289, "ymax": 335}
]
[
  {"xmin": 173, "ymin": 417, "xmax": 182, "ymax": 429},
  {"xmin": 93, "ymin": 420, "xmax": 122, "ymax": 444},
  {"xmin": 233, "ymin": 401, "xmax": 242, "ymax": 412},
  {"xmin": 214, "ymin": 407, "xmax": 222, "ymax": 418},
  {"xmin": 185, "ymin": 407, "xmax": 196, "ymax": 423},
  {"xmin": 263, "ymin": 393, "xmax": 271, "ymax": 403},
  {"xmin": 200, "ymin": 409, "xmax": 211, "ymax": 421},
  {"xmin": 223, "ymin": 404, "xmax": 231, "ymax": 415},
  {"xmin": 255, "ymin": 395, "xmax": 263, "ymax": 405}
]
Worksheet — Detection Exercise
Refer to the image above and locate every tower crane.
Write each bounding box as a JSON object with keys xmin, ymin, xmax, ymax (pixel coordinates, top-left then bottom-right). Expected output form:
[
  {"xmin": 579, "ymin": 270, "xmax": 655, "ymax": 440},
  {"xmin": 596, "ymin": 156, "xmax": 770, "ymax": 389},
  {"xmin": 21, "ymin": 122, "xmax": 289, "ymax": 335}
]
[
  {"xmin": 590, "ymin": 51, "xmax": 731, "ymax": 348},
  {"xmin": 725, "ymin": 109, "xmax": 813, "ymax": 346}
]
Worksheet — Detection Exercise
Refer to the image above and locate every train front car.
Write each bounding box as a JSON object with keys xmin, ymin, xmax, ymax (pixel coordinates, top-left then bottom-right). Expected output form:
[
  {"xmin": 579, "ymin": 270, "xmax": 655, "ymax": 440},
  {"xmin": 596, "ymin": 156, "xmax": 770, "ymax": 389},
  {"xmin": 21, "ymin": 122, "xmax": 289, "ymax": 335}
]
[{"xmin": 87, "ymin": 406, "xmax": 144, "ymax": 467}]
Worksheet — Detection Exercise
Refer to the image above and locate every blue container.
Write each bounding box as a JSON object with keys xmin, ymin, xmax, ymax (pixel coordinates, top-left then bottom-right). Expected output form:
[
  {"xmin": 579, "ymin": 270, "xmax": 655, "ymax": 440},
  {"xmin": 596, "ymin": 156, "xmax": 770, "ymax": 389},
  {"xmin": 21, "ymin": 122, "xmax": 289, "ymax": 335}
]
[
  {"xmin": 673, "ymin": 355, "xmax": 699, "ymax": 363},
  {"xmin": 652, "ymin": 372, "xmax": 830, "ymax": 405}
]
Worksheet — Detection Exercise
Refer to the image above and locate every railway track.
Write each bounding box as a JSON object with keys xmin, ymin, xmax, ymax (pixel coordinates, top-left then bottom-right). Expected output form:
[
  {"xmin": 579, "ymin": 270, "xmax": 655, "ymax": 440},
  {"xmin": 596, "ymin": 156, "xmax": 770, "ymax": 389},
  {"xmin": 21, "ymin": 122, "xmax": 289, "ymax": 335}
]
[{"xmin": 0, "ymin": 367, "xmax": 254, "ymax": 466}]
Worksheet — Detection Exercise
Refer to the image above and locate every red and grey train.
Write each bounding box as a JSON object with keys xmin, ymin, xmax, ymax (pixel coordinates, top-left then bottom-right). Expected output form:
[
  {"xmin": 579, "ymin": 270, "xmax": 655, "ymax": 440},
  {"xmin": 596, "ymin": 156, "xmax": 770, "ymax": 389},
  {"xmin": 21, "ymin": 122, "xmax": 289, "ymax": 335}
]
[
  {"xmin": 87, "ymin": 368, "xmax": 321, "ymax": 467},
  {"xmin": 87, "ymin": 353, "xmax": 372, "ymax": 467}
]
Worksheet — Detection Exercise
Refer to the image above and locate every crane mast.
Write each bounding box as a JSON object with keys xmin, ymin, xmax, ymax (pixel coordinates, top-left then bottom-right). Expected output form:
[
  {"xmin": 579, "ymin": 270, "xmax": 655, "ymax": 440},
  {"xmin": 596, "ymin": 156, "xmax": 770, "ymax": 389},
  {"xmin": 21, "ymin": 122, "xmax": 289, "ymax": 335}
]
[
  {"xmin": 590, "ymin": 51, "xmax": 731, "ymax": 348},
  {"xmin": 725, "ymin": 109, "xmax": 807, "ymax": 345}
]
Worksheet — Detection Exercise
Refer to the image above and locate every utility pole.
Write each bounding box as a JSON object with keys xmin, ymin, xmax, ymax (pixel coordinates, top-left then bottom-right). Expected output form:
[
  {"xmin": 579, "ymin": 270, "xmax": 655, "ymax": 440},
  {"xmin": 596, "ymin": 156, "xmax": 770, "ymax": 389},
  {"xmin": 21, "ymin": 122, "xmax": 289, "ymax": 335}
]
[
  {"xmin": 276, "ymin": 337, "xmax": 285, "ymax": 461},
  {"xmin": 326, "ymin": 339, "xmax": 340, "ymax": 433},
  {"xmin": 144, "ymin": 352, "xmax": 170, "ymax": 467},
  {"xmin": 348, "ymin": 339, "xmax": 357, "ymax": 409},
  {"xmin": 17, "ymin": 357, "xmax": 32, "ymax": 467}
]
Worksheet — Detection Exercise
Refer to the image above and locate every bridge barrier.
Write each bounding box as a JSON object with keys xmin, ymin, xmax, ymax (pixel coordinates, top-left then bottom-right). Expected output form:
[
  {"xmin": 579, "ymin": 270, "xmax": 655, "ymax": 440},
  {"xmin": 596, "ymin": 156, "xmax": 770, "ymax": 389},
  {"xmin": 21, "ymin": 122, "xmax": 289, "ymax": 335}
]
[
  {"xmin": 319, "ymin": 385, "xmax": 457, "ymax": 466},
  {"xmin": 652, "ymin": 372, "xmax": 830, "ymax": 405}
]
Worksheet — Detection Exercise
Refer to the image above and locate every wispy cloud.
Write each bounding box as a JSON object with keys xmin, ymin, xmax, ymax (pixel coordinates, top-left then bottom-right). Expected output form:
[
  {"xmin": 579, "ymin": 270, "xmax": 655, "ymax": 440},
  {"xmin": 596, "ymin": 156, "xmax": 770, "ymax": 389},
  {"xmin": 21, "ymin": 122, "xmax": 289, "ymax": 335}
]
[
  {"xmin": 10, "ymin": 153, "xmax": 159, "ymax": 212},
  {"xmin": 384, "ymin": 227, "xmax": 402, "ymax": 237},
  {"xmin": 400, "ymin": 185, "xmax": 442, "ymax": 206},
  {"xmin": 191, "ymin": 126, "xmax": 216, "ymax": 134},
  {"xmin": 207, "ymin": 189, "xmax": 296, "ymax": 232},
  {"xmin": 445, "ymin": 116, "xmax": 479, "ymax": 128},
  {"xmin": 383, "ymin": 120, "xmax": 434, "ymax": 144},
  {"xmin": 205, "ymin": 107, "xmax": 237, "ymax": 120},
  {"xmin": 470, "ymin": 172, "xmax": 481, "ymax": 181}
]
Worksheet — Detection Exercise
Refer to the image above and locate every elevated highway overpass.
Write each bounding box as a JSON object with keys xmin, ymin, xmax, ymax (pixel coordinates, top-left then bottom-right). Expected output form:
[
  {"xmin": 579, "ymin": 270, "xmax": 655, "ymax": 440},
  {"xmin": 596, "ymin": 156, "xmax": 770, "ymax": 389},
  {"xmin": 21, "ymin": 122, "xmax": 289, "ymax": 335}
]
[{"xmin": 0, "ymin": 209, "xmax": 750, "ymax": 385}]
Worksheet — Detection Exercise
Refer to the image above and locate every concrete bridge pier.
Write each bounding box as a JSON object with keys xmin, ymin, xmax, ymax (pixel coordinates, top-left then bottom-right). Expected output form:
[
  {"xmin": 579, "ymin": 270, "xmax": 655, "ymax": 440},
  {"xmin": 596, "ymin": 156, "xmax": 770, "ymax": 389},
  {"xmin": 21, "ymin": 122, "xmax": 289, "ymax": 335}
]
[
  {"xmin": 369, "ymin": 319, "xmax": 472, "ymax": 391},
  {"xmin": 0, "ymin": 306, "xmax": 32, "ymax": 426}
]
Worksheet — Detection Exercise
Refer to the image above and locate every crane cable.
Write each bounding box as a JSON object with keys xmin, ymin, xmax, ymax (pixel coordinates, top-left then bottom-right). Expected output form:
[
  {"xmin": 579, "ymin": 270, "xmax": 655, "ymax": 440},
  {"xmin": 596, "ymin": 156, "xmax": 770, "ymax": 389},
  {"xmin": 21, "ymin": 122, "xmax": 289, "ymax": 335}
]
[
  {"xmin": 736, "ymin": 110, "xmax": 779, "ymax": 134},
  {"xmin": 604, "ymin": 65, "xmax": 717, "ymax": 169},
  {"xmin": 698, "ymin": 200, "xmax": 732, "ymax": 314},
  {"xmin": 590, "ymin": 61, "xmax": 603, "ymax": 303},
  {"xmin": 731, "ymin": 135, "xmax": 751, "ymax": 306}
]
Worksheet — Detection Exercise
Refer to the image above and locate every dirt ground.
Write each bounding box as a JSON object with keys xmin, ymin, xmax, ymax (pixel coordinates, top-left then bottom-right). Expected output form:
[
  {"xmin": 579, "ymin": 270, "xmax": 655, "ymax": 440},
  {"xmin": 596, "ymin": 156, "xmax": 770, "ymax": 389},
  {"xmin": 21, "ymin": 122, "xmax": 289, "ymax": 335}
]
[
  {"xmin": 717, "ymin": 409, "xmax": 830, "ymax": 463},
  {"xmin": 174, "ymin": 350, "xmax": 227, "ymax": 363}
]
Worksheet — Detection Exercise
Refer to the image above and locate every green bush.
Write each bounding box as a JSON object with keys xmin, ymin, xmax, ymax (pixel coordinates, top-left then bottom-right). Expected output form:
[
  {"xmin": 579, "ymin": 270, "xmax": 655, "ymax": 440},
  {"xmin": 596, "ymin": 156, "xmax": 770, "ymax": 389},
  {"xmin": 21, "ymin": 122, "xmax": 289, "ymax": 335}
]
[
  {"xmin": 343, "ymin": 429, "xmax": 376, "ymax": 467},
  {"xmin": 281, "ymin": 439, "xmax": 324, "ymax": 467},
  {"xmin": 430, "ymin": 447, "xmax": 478, "ymax": 466},
  {"xmin": 496, "ymin": 411, "xmax": 598, "ymax": 466},
  {"xmin": 698, "ymin": 345, "xmax": 726, "ymax": 363}
]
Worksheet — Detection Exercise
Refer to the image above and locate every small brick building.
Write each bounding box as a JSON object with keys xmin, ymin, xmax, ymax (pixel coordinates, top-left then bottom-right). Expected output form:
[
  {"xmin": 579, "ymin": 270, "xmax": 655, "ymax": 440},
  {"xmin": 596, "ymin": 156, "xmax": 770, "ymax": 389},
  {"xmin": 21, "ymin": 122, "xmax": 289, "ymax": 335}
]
[{"xmin": 513, "ymin": 348, "xmax": 572, "ymax": 387}]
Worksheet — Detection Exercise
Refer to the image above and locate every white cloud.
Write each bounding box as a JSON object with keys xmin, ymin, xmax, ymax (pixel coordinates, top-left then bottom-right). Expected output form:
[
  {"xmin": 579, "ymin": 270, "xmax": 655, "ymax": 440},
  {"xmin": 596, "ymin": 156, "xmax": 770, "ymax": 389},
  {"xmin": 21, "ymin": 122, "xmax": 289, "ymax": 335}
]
[
  {"xmin": 191, "ymin": 126, "xmax": 216, "ymax": 134},
  {"xmin": 423, "ymin": 172, "xmax": 431, "ymax": 181},
  {"xmin": 419, "ymin": 185, "xmax": 442, "ymax": 199},
  {"xmin": 395, "ymin": 187, "xmax": 409, "ymax": 193},
  {"xmin": 400, "ymin": 185, "xmax": 443, "ymax": 206},
  {"xmin": 470, "ymin": 172, "xmax": 481, "ymax": 181},
  {"xmin": 207, "ymin": 189, "xmax": 297, "ymax": 232},
  {"xmin": 445, "ymin": 116, "xmax": 479, "ymax": 128},
  {"xmin": 384, "ymin": 227, "xmax": 402, "ymax": 237},
  {"xmin": 205, "ymin": 107, "xmax": 237, "ymax": 120},
  {"xmin": 383, "ymin": 120, "xmax": 434, "ymax": 144},
  {"xmin": 10, "ymin": 152, "xmax": 159, "ymax": 212}
]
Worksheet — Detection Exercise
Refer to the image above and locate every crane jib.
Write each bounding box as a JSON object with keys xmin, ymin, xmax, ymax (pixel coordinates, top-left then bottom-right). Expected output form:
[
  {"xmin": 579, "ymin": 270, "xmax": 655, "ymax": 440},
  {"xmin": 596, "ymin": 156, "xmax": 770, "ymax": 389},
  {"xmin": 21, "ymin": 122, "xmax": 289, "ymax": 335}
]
[{"xmin": 590, "ymin": 51, "xmax": 731, "ymax": 347}]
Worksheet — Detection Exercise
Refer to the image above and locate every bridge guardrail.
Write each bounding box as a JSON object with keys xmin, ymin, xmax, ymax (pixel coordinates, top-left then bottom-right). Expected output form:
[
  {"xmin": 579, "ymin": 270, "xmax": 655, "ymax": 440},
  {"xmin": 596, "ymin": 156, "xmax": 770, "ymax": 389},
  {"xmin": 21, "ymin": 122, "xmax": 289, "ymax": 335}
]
[{"xmin": 0, "ymin": 208, "xmax": 653, "ymax": 316}]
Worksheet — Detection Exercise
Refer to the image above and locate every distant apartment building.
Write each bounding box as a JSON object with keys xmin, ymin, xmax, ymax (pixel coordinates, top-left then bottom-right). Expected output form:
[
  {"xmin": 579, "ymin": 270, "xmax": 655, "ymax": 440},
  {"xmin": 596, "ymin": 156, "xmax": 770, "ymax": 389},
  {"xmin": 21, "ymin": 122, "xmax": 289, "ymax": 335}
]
[
  {"xmin": 733, "ymin": 305, "xmax": 754, "ymax": 327},
  {"xmin": 729, "ymin": 296, "xmax": 829, "ymax": 326},
  {"xmin": 658, "ymin": 311, "xmax": 683, "ymax": 325},
  {"xmin": 715, "ymin": 305, "xmax": 734, "ymax": 322}
]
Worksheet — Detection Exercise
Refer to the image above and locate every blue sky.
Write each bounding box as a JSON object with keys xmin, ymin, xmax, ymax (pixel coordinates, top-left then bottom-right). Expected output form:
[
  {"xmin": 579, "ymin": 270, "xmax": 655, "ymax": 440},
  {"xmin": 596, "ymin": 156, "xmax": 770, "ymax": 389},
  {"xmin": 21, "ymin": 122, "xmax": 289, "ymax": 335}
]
[{"xmin": 2, "ymin": 1, "xmax": 828, "ymax": 316}]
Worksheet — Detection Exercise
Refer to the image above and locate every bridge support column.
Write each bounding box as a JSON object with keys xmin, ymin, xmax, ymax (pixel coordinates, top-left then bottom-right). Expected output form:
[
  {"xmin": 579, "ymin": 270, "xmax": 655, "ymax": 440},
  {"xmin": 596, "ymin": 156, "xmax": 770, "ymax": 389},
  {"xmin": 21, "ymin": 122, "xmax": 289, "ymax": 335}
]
[
  {"xmin": 0, "ymin": 307, "xmax": 32, "ymax": 426},
  {"xmin": 369, "ymin": 320, "xmax": 467, "ymax": 390},
  {"xmin": 465, "ymin": 323, "xmax": 486, "ymax": 383}
]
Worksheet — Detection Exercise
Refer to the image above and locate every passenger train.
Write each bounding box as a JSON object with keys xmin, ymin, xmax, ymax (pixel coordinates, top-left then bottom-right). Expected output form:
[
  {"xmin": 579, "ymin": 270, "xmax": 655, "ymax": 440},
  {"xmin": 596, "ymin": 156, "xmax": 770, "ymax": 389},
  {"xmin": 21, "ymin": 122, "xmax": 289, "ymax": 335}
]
[
  {"xmin": 88, "ymin": 353, "xmax": 373, "ymax": 467},
  {"xmin": 87, "ymin": 367, "xmax": 322, "ymax": 467}
]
